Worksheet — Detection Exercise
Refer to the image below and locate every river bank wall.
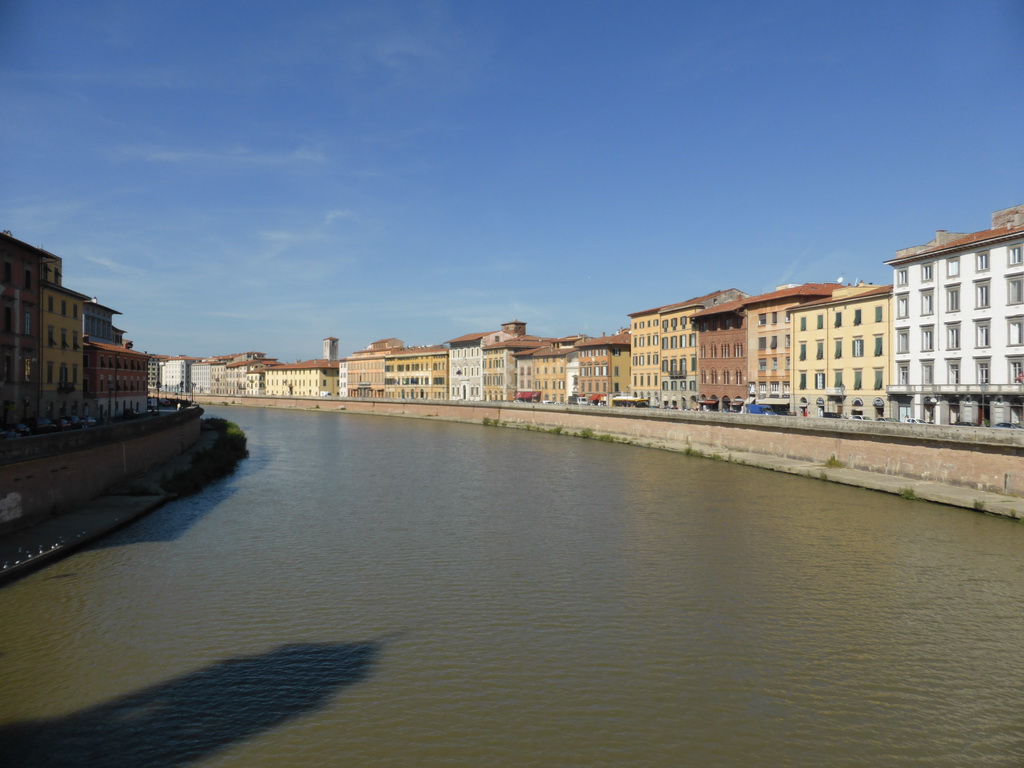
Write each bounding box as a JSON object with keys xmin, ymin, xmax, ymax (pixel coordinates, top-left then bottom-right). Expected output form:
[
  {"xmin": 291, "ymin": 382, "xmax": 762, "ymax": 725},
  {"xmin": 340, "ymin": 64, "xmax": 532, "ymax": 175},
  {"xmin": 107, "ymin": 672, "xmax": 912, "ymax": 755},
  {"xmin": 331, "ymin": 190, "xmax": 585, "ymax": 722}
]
[
  {"xmin": 197, "ymin": 395, "xmax": 1024, "ymax": 506},
  {"xmin": 0, "ymin": 407, "xmax": 203, "ymax": 536}
]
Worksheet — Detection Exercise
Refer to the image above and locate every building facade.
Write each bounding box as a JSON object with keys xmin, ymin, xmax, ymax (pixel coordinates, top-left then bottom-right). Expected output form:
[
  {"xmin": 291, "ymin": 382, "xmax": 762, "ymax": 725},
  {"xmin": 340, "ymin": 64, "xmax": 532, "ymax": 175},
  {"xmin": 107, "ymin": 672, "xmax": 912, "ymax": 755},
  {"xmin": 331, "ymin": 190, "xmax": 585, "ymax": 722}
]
[
  {"xmin": 482, "ymin": 336, "xmax": 548, "ymax": 402},
  {"xmin": 39, "ymin": 255, "xmax": 90, "ymax": 420},
  {"xmin": 691, "ymin": 297, "xmax": 749, "ymax": 411},
  {"xmin": 83, "ymin": 340, "xmax": 150, "ymax": 420},
  {"xmin": 628, "ymin": 289, "xmax": 745, "ymax": 409},
  {"xmin": 744, "ymin": 284, "xmax": 839, "ymax": 414},
  {"xmin": 348, "ymin": 338, "xmax": 402, "ymax": 398},
  {"xmin": 575, "ymin": 332, "xmax": 631, "ymax": 404},
  {"xmin": 886, "ymin": 204, "xmax": 1024, "ymax": 424},
  {"xmin": 448, "ymin": 320, "xmax": 528, "ymax": 401},
  {"xmin": 265, "ymin": 359, "xmax": 340, "ymax": 397},
  {"xmin": 791, "ymin": 284, "xmax": 893, "ymax": 418},
  {"xmin": 383, "ymin": 346, "xmax": 448, "ymax": 400},
  {"xmin": 1, "ymin": 232, "xmax": 42, "ymax": 426}
]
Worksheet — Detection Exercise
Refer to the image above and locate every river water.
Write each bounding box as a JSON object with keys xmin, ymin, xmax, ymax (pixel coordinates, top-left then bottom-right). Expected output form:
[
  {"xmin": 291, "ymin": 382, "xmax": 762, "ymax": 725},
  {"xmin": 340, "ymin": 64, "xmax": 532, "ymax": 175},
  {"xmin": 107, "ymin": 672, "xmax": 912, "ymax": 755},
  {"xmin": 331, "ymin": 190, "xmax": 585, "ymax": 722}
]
[{"xmin": 1, "ymin": 405, "xmax": 1023, "ymax": 767}]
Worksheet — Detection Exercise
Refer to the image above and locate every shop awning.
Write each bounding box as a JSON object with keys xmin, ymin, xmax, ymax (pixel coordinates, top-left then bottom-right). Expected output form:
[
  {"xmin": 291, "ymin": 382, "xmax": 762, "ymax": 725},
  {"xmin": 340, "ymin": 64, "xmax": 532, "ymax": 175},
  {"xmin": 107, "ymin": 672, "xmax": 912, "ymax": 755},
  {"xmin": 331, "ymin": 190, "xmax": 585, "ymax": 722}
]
[
  {"xmin": 515, "ymin": 391, "xmax": 540, "ymax": 400},
  {"xmin": 589, "ymin": 393, "xmax": 605, "ymax": 402}
]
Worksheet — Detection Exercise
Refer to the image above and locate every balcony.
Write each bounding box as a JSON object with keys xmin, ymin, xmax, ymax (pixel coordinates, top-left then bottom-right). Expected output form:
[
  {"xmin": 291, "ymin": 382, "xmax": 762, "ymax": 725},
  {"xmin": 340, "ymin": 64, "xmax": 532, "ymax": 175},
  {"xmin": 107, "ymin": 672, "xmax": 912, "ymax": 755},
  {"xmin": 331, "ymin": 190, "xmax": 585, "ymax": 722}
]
[{"xmin": 825, "ymin": 387, "xmax": 846, "ymax": 396}]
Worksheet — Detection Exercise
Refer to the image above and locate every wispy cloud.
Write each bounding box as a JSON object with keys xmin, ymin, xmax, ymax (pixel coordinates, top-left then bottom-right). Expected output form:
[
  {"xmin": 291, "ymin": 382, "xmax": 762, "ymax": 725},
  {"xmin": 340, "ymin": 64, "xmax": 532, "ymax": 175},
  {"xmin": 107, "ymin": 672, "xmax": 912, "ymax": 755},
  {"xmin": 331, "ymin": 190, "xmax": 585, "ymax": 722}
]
[
  {"xmin": 82, "ymin": 254, "xmax": 141, "ymax": 277},
  {"xmin": 324, "ymin": 209, "xmax": 357, "ymax": 224},
  {"xmin": 113, "ymin": 145, "xmax": 327, "ymax": 166}
]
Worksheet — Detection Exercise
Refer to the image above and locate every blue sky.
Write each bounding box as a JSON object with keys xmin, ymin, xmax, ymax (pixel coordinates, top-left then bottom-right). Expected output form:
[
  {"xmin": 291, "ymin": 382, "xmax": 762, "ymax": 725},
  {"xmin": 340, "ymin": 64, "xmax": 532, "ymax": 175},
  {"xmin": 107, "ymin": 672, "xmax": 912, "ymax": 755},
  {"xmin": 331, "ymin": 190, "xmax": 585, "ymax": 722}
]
[{"xmin": 3, "ymin": 1, "xmax": 1023, "ymax": 360}]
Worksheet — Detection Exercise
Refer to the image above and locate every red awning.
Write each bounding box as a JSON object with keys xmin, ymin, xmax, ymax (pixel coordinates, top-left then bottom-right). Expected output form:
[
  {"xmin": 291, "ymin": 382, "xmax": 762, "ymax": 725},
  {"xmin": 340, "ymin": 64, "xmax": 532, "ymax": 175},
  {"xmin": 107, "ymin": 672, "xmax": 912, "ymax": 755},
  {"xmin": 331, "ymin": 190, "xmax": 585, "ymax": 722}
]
[
  {"xmin": 589, "ymin": 393, "xmax": 605, "ymax": 402},
  {"xmin": 515, "ymin": 391, "xmax": 540, "ymax": 400}
]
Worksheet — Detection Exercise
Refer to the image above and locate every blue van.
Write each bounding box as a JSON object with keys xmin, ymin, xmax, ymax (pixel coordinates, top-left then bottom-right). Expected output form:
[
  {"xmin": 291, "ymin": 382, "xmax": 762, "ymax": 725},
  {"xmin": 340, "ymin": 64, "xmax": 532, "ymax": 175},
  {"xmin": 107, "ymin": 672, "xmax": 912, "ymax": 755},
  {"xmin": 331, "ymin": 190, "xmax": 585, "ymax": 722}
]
[{"xmin": 746, "ymin": 404, "xmax": 775, "ymax": 415}]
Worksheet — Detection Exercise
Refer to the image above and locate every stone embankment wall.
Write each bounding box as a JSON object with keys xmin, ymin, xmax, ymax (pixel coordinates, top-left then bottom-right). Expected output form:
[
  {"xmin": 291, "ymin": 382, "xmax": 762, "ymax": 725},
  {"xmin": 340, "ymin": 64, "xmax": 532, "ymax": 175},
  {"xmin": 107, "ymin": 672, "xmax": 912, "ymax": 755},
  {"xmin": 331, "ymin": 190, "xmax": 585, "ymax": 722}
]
[
  {"xmin": 0, "ymin": 407, "xmax": 202, "ymax": 535},
  {"xmin": 198, "ymin": 395, "xmax": 1024, "ymax": 498}
]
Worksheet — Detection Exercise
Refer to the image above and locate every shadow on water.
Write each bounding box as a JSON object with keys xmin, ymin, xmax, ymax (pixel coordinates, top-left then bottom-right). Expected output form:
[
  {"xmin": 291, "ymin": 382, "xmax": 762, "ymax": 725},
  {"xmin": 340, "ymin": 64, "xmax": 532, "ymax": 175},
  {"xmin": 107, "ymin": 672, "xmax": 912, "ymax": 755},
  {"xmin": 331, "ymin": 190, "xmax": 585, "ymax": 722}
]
[
  {"xmin": 87, "ymin": 438, "xmax": 281, "ymax": 551},
  {"xmin": 84, "ymin": 483, "xmax": 240, "ymax": 551},
  {"xmin": 0, "ymin": 641, "xmax": 379, "ymax": 767}
]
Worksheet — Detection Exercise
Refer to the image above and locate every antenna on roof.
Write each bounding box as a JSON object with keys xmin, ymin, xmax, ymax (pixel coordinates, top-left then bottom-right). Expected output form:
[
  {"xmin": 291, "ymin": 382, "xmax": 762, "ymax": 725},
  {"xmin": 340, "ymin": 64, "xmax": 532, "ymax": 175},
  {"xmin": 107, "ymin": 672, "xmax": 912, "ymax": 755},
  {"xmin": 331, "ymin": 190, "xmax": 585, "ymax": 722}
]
[{"xmin": 836, "ymin": 275, "xmax": 845, "ymax": 284}]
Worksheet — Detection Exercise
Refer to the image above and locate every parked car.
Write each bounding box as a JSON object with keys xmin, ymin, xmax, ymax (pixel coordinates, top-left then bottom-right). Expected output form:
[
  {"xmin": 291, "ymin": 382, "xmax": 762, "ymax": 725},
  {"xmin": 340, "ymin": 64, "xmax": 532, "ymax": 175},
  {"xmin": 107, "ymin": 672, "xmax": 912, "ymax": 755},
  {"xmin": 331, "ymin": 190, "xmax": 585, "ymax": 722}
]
[
  {"xmin": 820, "ymin": 412, "xmax": 843, "ymax": 419},
  {"xmin": 848, "ymin": 415, "xmax": 868, "ymax": 421},
  {"xmin": 746, "ymin": 404, "xmax": 775, "ymax": 415},
  {"xmin": 875, "ymin": 417, "xmax": 898, "ymax": 422},
  {"xmin": 54, "ymin": 417, "xmax": 74, "ymax": 431},
  {"xmin": 903, "ymin": 417, "xmax": 926, "ymax": 424},
  {"xmin": 81, "ymin": 416, "xmax": 97, "ymax": 428},
  {"xmin": 951, "ymin": 421, "xmax": 977, "ymax": 427},
  {"xmin": 63, "ymin": 415, "xmax": 84, "ymax": 429},
  {"xmin": 0, "ymin": 427, "xmax": 20, "ymax": 439},
  {"xmin": 12, "ymin": 423, "xmax": 30, "ymax": 437},
  {"xmin": 993, "ymin": 422, "xmax": 1024, "ymax": 429},
  {"xmin": 25, "ymin": 417, "xmax": 59, "ymax": 435}
]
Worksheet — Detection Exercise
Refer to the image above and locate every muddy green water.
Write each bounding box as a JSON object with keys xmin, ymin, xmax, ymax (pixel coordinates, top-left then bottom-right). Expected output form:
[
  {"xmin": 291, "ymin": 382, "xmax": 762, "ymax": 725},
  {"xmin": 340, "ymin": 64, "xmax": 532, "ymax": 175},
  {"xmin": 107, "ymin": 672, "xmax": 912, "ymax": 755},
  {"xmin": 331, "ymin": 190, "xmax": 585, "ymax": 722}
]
[{"xmin": 1, "ymin": 406, "xmax": 1023, "ymax": 767}]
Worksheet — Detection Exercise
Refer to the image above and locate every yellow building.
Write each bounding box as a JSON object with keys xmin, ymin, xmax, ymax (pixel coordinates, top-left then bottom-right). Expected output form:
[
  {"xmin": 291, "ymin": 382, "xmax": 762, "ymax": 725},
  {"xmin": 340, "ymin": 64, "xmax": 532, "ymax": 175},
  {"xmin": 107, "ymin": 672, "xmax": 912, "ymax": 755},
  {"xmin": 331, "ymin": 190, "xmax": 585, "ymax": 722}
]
[
  {"xmin": 530, "ymin": 345, "xmax": 572, "ymax": 403},
  {"xmin": 744, "ymin": 283, "xmax": 839, "ymax": 414},
  {"xmin": 383, "ymin": 345, "xmax": 448, "ymax": 400},
  {"xmin": 628, "ymin": 289, "xmax": 745, "ymax": 409},
  {"xmin": 39, "ymin": 254, "xmax": 89, "ymax": 419},
  {"xmin": 264, "ymin": 359, "xmax": 340, "ymax": 397},
  {"xmin": 348, "ymin": 338, "xmax": 402, "ymax": 398},
  {"xmin": 791, "ymin": 284, "xmax": 893, "ymax": 418},
  {"xmin": 574, "ymin": 332, "xmax": 631, "ymax": 403},
  {"xmin": 482, "ymin": 337, "xmax": 546, "ymax": 401}
]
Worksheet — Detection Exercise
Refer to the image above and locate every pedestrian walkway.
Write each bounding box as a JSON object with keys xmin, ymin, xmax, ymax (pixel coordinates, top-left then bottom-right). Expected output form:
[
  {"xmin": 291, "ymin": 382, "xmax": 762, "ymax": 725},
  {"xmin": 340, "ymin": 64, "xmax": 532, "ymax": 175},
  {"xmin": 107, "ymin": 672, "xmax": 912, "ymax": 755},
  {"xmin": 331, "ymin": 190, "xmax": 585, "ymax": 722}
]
[
  {"xmin": 0, "ymin": 426, "xmax": 218, "ymax": 584},
  {"xmin": 723, "ymin": 449, "xmax": 1024, "ymax": 519}
]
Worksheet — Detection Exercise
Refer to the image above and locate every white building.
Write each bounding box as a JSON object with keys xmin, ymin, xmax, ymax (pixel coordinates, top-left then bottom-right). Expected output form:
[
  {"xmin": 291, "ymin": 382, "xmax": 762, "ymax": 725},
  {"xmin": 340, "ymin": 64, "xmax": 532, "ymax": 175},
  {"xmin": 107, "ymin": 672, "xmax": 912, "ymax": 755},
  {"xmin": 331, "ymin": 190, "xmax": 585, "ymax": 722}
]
[
  {"xmin": 447, "ymin": 320, "xmax": 528, "ymax": 401},
  {"xmin": 338, "ymin": 359, "xmax": 348, "ymax": 397},
  {"xmin": 159, "ymin": 357, "xmax": 195, "ymax": 397},
  {"xmin": 82, "ymin": 299, "xmax": 120, "ymax": 344},
  {"xmin": 886, "ymin": 204, "xmax": 1024, "ymax": 425},
  {"xmin": 190, "ymin": 358, "xmax": 213, "ymax": 395}
]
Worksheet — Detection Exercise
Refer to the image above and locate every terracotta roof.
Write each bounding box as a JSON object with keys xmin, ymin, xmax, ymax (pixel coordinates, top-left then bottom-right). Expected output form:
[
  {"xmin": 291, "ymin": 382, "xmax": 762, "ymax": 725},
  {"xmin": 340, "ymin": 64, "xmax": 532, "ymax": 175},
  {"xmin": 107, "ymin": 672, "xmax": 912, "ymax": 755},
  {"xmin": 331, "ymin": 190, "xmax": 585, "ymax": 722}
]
[
  {"xmin": 628, "ymin": 288, "xmax": 746, "ymax": 318},
  {"xmin": 446, "ymin": 330, "xmax": 492, "ymax": 344},
  {"xmin": 887, "ymin": 223, "xmax": 1024, "ymax": 264},
  {"xmin": 529, "ymin": 345, "xmax": 573, "ymax": 359},
  {"xmin": 740, "ymin": 283, "xmax": 840, "ymax": 307},
  {"xmin": 266, "ymin": 359, "xmax": 338, "ymax": 371},
  {"xmin": 793, "ymin": 285, "xmax": 893, "ymax": 310},
  {"xmin": 576, "ymin": 332, "xmax": 631, "ymax": 348},
  {"xmin": 389, "ymin": 345, "xmax": 449, "ymax": 357},
  {"xmin": 226, "ymin": 359, "xmax": 272, "ymax": 368},
  {"xmin": 690, "ymin": 297, "xmax": 748, "ymax": 318},
  {"xmin": 85, "ymin": 340, "xmax": 149, "ymax": 357},
  {"xmin": 483, "ymin": 336, "xmax": 547, "ymax": 351}
]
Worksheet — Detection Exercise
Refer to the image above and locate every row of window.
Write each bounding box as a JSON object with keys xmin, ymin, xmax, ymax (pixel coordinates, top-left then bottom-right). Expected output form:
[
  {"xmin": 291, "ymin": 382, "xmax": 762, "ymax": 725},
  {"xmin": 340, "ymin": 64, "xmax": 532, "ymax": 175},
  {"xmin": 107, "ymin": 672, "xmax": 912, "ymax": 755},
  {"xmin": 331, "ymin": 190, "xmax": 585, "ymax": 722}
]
[
  {"xmin": 895, "ymin": 246, "xmax": 1024, "ymax": 286},
  {"xmin": 699, "ymin": 344, "xmax": 744, "ymax": 358},
  {"xmin": 757, "ymin": 311, "xmax": 791, "ymax": 326},
  {"xmin": 699, "ymin": 370, "xmax": 745, "ymax": 385},
  {"xmin": 797, "ymin": 371, "xmax": 886, "ymax": 390},
  {"xmin": 45, "ymin": 296, "xmax": 79, "ymax": 318},
  {"xmin": 799, "ymin": 338, "xmax": 885, "ymax": 360},
  {"xmin": 894, "ymin": 359, "xmax": 1024, "ymax": 386},
  {"xmin": 797, "ymin": 306, "xmax": 884, "ymax": 331},
  {"xmin": 895, "ymin": 318, "xmax": 1024, "ymax": 353},
  {"xmin": 895, "ymin": 279, "xmax": 1023, "ymax": 317}
]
